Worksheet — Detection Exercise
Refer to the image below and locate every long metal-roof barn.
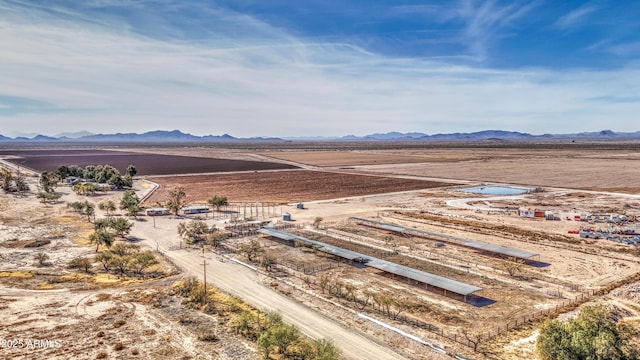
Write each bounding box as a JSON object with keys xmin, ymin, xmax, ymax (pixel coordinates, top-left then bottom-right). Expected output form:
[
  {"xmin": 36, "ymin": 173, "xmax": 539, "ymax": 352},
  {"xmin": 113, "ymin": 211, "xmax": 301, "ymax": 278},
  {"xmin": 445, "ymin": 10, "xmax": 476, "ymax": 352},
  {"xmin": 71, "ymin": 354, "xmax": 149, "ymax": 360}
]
[
  {"xmin": 350, "ymin": 217, "xmax": 538, "ymax": 260},
  {"xmin": 258, "ymin": 228, "xmax": 482, "ymax": 300}
]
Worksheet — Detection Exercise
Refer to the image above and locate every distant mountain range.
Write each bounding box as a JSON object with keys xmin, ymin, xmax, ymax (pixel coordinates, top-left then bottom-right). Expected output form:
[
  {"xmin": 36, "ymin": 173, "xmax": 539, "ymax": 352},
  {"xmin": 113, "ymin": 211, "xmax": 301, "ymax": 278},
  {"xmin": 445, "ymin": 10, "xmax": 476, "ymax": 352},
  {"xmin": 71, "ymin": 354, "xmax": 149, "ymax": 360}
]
[
  {"xmin": 0, "ymin": 130, "xmax": 283, "ymax": 143},
  {"xmin": 0, "ymin": 129, "xmax": 639, "ymax": 142}
]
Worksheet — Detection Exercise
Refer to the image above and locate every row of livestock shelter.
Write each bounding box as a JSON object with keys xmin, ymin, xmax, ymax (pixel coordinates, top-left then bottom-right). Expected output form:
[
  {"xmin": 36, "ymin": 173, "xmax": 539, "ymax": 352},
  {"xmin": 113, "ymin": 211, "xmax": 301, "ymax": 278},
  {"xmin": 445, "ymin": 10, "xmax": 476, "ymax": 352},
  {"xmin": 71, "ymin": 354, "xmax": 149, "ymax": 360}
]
[
  {"xmin": 350, "ymin": 217, "xmax": 538, "ymax": 261},
  {"xmin": 145, "ymin": 205, "xmax": 210, "ymax": 216},
  {"xmin": 257, "ymin": 228, "xmax": 483, "ymax": 301}
]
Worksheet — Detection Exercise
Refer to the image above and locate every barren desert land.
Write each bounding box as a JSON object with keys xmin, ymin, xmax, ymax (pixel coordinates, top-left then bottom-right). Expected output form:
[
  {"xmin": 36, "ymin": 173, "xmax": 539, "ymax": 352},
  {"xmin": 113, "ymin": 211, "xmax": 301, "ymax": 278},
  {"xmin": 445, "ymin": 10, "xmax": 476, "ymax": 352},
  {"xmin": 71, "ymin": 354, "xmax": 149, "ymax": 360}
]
[{"xmin": 1, "ymin": 142, "xmax": 640, "ymax": 360}]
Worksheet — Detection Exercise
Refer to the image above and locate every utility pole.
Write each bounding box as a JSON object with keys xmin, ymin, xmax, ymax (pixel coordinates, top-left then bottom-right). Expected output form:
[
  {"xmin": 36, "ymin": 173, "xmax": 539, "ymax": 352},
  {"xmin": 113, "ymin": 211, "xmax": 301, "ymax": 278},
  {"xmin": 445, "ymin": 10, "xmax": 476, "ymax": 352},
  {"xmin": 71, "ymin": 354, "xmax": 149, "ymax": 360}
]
[{"xmin": 202, "ymin": 259, "xmax": 208, "ymax": 302}]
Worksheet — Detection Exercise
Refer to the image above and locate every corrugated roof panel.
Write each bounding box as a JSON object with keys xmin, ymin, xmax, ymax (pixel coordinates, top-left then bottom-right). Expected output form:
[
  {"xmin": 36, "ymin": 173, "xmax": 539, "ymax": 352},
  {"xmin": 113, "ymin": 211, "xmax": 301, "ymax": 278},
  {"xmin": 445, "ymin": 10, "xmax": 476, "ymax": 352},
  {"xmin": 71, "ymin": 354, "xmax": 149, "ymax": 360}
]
[
  {"xmin": 366, "ymin": 259, "xmax": 483, "ymax": 295},
  {"xmin": 258, "ymin": 228, "xmax": 297, "ymax": 241},
  {"xmin": 351, "ymin": 217, "xmax": 538, "ymax": 259},
  {"xmin": 258, "ymin": 228, "xmax": 482, "ymax": 296}
]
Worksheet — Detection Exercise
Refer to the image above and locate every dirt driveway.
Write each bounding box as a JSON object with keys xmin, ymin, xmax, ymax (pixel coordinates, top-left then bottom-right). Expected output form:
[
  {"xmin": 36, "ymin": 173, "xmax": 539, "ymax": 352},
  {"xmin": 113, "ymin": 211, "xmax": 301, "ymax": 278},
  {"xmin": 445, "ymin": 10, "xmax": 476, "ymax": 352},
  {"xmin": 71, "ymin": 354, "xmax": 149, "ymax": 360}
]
[{"xmin": 130, "ymin": 214, "xmax": 406, "ymax": 360}]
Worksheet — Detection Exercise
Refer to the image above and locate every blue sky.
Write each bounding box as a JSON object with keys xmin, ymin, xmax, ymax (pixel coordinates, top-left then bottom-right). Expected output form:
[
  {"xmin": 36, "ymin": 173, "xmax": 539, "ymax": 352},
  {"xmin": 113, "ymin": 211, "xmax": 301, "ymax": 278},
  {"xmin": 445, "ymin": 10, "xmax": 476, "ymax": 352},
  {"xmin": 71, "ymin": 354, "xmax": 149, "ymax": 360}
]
[{"xmin": 1, "ymin": 0, "xmax": 639, "ymax": 137}]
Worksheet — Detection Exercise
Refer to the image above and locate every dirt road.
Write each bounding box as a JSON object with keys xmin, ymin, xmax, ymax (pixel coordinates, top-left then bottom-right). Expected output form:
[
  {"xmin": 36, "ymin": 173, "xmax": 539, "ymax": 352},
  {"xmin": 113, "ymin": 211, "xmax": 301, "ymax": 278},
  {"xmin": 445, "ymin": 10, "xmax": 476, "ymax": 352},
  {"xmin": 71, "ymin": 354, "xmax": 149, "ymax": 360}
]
[{"xmin": 130, "ymin": 215, "xmax": 406, "ymax": 360}]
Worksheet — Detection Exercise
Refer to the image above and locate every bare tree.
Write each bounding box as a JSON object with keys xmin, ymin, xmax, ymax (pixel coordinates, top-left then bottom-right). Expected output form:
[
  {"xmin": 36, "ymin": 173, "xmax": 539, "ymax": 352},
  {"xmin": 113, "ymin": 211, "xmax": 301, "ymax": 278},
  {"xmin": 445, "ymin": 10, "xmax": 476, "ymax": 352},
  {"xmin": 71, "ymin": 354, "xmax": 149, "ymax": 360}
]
[
  {"xmin": 166, "ymin": 186, "xmax": 187, "ymax": 216},
  {"xmin": 503, "ymin": 257, "xmax": 525, "ymax": 277},
  {"xmin": 344, "ymin": 283, "xmax": 356, "ymax": 302},
  {"xmin": 34, "ymin": 252, "xmax": 49, "ymax": 267},
  {"xmin": 359, "ymin": 290, "xmax": 374, "ymax": 311},
  {"xmin": 318, "ymin": 275, "xmax": 330, "ymax": 294},
  {"xmin": 239, "ymin": 240, "xmax": 263, "ymax": 262},
  {"xmin": 461, "ymin": 328, "xmax": 482, "ymax": 353},
  {"xmin": 391, "ymin": 297, "xmax": 411, "ymax": 319},
  {"xmin": 302, "ymin": 276, "xmax": 314, "ymax": 289}
]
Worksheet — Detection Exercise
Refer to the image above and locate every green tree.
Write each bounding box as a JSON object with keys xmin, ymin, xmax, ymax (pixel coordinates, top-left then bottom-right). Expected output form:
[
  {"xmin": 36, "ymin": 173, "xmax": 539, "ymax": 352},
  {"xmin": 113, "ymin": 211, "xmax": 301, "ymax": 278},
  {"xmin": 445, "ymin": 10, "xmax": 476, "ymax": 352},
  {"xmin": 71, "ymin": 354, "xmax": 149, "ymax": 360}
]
[
  {"xmin": 121, "ymin": 175, "xmax": 133, "ymax": 188},
  {"xmin": 108, "ymin": 217, "xmax": 133, "ymax": 239},
  {"xmin": 39, "ymin": 171, "xmax": 59, "ymax": 193},
  {"xmin": 98, "ymin": 200, "xmax": 117, "ymax": 217},
  {"xmin": 126, "ymin": 164, "xmax": 137, "ymax": 177},
  {"xmin": 89, "ymin": 229, "xmax": 115, "ymax": 252},
  {"xmin": 67, "ymin": 201, "xmax": 87, "ymax": 213},
  {"xmin": 84, "ymin": 200, "xmax": 95, "ymax": 222},
  {"xmin": 129, "ymin": 251, "xmax": 158, "ymax": 274},
  {"xmin": 0, "ymin": 169, "xmax": 11, "ymax": 191},
  {"xmin": 14, "ymin": 171, "xmax": 28, "ymax": 192},
  {"xmin": 110, "ymin": 243, "xmax": 140, "ymax": 256},
  {"xmin": 37, "ymin": 192, "xmax": 62, "ymax": 204},
  {"xmin": 109, "ymin": 254, "xmax": 130, "ymax": 274},
  {"xmin": 285, "ymin": 338, "xmax": 316, "ymax": 359},
  {"xmin": 177, "ymin": 220, "xmax": 215, "ymax": 245},
  {"xmin": 257, "ymin": 323, "xmax": 299, "ymax": 358},
  {"xmin": 73, "ymin": 182, "xmax": 101, "ymax": 195},
  {"xmin": 234, "ymin": 311, "xmax": 257, "ymax": 339},
  {"xmin": 537, "ymin": 305, "xmax": 640, "ymax": 360},
  {"xmin": 207, "ymin": 195, "xmax": 228, "ymax": 211},
  {"xmin": 94, "ymin": 251, "xmax": 114, "ymax": 271},
  {"xmin": 83, "ymin": 165, "xmax": 97, "ymax": 181},
  {"xmin": 120, "ymin": 190, "xmax": 140, "ymax": 217},
  {"xmin": 207, "ymin": 232, "xmax": 228, "ymax": 248},
  {"xmin": 166, "ymin": 186, "xmax": 187, "ymax": 216}
]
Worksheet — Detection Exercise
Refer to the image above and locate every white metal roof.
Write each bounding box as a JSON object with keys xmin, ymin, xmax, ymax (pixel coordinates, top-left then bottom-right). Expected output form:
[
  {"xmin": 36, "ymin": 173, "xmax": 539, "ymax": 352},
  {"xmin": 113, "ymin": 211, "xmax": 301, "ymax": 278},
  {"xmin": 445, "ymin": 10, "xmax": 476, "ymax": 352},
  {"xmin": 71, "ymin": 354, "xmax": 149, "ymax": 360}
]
[
  {"xmin": 258, "ymin": 228, "xmax": 482, "ymax": 296},
  {"xmin": 181, "ymin": 205, "xmax": 210, "ymax": 210},
  {"xmin": 351, "ymin": 217, "xmax": 538, "ymax": 259}
]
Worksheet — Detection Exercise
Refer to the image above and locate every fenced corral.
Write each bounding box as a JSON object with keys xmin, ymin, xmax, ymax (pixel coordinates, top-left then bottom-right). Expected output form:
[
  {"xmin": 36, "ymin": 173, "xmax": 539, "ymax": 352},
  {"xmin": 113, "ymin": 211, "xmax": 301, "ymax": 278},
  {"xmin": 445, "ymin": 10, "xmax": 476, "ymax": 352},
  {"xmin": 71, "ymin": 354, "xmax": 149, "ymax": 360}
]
[
  {"xmin": 275, "ymin": 259, "xmax": 338, "ymax": 275},
  {"xmin": 210, "ymin": 202, "xmax": 284, "ymax": 221},
  {"xmin": 478, "ymin": 290, "xmax": 596, "ymax": 344},
  {"xmin": 226, "ymin": 221, "xmax": 299, "ymax": 239}
]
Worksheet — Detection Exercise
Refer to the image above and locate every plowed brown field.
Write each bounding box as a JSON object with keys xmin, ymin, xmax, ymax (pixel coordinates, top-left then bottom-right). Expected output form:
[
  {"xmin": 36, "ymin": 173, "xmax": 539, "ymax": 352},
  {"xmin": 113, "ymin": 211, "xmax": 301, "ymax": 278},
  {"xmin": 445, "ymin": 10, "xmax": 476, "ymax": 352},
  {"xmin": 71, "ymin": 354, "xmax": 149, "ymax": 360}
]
[
  {"xmin": 144, "ymin": 170, "xmax": 452, "ymax": 204},
  {"xmin": 0, "ymin": 149, "xmax": 296, "ymax": 175}
]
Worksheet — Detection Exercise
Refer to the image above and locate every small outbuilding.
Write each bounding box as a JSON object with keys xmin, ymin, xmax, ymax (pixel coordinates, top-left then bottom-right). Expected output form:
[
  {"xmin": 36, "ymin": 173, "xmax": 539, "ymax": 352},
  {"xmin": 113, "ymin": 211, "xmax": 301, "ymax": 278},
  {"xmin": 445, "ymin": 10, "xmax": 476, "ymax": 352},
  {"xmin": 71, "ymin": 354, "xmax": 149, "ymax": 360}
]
[
  {"xmin": 283, "ymin": 212, "xmax": 292, "ymax": 221},
  {"xmin": 181, "ymin": 205, "xmax": 210, "ymax": 215},
  {"xmin": 146, "ymin": 207, "xmax": 169, "ymax": 216},
  {"xmin": 519, "ymin": 208, "xmax": 545, "ymax": 218}
]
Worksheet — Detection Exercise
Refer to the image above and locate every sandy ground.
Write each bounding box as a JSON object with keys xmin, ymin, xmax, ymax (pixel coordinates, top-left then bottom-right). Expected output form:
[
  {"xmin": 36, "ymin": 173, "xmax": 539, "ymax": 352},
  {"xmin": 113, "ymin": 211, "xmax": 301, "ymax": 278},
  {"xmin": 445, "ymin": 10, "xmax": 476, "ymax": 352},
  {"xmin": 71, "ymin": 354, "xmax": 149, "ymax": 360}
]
[
  {"xmin": 2, "ymin": 145, "xmax": 640, "ymax": 360},
  {"xmin": 0, "ymin": 179, "xmax": 253, "ymax": 360}
]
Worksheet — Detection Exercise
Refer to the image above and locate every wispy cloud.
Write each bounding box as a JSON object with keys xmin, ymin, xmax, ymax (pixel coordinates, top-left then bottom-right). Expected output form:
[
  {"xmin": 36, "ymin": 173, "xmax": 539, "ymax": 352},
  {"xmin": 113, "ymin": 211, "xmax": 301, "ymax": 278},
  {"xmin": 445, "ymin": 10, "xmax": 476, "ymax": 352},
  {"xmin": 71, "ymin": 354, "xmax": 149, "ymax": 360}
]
[
  {"xmin": 0, "ymin": 1, "xmax": 639, "ymax": 137},
  {"xmin": 555, "ymin": 4, "xmax": 598, "ymax": 29},
  {"xmin": 605, "ymin": 41, "xmax": 640, "ymax": 56},
  {"xmin": 453, "ymin": 0, "xmax": 539, "ymax": 61}
]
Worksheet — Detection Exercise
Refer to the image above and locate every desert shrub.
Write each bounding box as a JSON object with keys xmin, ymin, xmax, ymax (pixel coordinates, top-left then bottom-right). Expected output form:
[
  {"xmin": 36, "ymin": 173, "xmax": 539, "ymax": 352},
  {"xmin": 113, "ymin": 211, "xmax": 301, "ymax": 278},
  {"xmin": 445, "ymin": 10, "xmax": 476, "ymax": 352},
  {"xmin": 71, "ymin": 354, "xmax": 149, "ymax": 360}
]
[
  {"xmin": 113, "ymin": 342, "xmax": 124, "ymax": 351},
  {"xmin": 96, "ymin": 351, "xmax": 107, "ymax": 359},
  {"xmin": 537, "ymin": 305, "xmax": 640, "ymax": 360},
  {"xmin": 129, "ymin": 251, "xmax": 159, "ymax": 274},
  {"xmin": 196, "ymin": 326, "xmax": 219, "ymax": 342},
  {"xmin": 113, "ymin": 318, "xmax": 126, "ymax": 328},
  {"xmin": 257, "ymin": 323, "xmax": 299, "ymax": 358},
  {"xmin": 68, "ymin": 257, "xmax": 93, "ymax": 273},
  {"xmin": 34, "ymin": 252, "xmax": 49, "ymax": 267},
  {"xmin": 313, "ymin": 338, "xmax": 341, "ymax": 360}
]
